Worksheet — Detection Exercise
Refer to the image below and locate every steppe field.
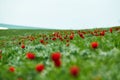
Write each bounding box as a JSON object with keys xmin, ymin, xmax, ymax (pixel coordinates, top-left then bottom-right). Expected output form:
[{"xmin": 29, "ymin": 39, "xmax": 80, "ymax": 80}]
[{"xmin": 0, "ymin": 27, "xmax": 120, "ymax": 80}]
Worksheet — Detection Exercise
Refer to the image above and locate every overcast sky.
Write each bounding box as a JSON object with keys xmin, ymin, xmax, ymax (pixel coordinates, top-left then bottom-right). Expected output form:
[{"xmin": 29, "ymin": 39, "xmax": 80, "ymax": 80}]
[{"xmin": 0, "ymin": 0, "xmax": 120, "ymax": 29}]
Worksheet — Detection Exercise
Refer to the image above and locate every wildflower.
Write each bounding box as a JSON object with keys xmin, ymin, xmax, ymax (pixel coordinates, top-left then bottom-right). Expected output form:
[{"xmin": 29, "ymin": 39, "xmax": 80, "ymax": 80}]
[
  {"xmin": 70, "ymin": 66, "xmax": 80, "ymax": 77},
  {"xmin": 52, "ymin": 37, "xmax": 56, "ymax": 41},
  {"xmin": 26, "ymin": 52, "xmax": 35, "ymax": 60},
  {"xmin": 51, "ymin": 52, "xmax": 61, "ymax": 62},
  {"xmin": 110, "ymin": 28, "xmax": 112, "ymax": 33},
  {"xmin": 40, "ymin": 39, "xmax": 44, "ymax": 44},
  {"xmin": 79, "ymin": 33, "xmax": 84, "ymax": 39},
  {"xmin": 69, "ymin": 35, "xmax": 74, "ymax": 40},
  {"xmin": 91, "ymin": 42, "xmax": 99, "ymax": 49},
  {"xmin": 54, "ymin": 60, "xmax": 61, "ymax": 67},
  {"xmin": 21, "ymin": 44, "xmax": 25, "ymax": 49},
  {"xmin": 100, "ymin": 31, "xmax": 105, "ymax": 36},
  {"xmin": 36, "ymin": 64, "xmax": 44, "ymax": 72},
  {"xmin": 9, "ymin": 66, "xmax": 15, "ymax": 72}
]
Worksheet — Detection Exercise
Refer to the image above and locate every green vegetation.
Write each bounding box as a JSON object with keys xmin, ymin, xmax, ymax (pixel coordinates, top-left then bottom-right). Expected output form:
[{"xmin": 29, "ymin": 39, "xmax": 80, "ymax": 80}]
[{"xmin": 0, "ymin": 27, "xmax": 120, "ymax": 80}]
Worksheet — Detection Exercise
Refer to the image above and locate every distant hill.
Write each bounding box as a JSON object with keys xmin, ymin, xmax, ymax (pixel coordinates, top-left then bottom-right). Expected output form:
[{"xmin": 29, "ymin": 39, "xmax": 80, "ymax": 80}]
[
  {"xmin": 1, "ymin": 23, "xmax": 120, "ymax": 30},
  {"xmin": 0, "ymin": 23, "xmax": 44, "ymax": 29},
  {"xmin": 0, "ymin": 27, "xmax": 8, "ymax": 30}
]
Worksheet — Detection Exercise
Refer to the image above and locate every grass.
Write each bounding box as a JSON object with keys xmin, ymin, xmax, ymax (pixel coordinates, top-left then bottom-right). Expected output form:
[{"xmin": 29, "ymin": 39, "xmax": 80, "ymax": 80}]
[{"xmin": 0, "ymin": 27, "xmax": 120, "ymax": 80}]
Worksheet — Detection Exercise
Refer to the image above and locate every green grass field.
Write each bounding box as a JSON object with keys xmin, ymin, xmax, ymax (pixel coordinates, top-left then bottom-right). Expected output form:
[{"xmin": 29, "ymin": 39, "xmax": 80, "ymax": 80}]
[{"xmin": 0, "ymin": 27, "xmax": 120, "ymax": 80}]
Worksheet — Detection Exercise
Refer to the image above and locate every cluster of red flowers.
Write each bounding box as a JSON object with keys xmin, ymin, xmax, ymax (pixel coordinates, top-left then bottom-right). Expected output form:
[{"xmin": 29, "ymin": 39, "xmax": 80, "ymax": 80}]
[
  {"xmin": 78, "ymin": 31, "xmax": 85, "ymax": 39},
  {"xmin": 0, "ymin": 55, "xmax": 2, "ymax": 59},
  {"xmin": 51, "ymin": 52, "xmax": 80, "ymax": 77},
  {"xmin": 51, "ymin": 52, "xmax": 61, "ymax": 67},
  {"xmin": 26, "ymin": 52, "xmax": 45, "ymax": 72},
  {"xmin": 100, "ymin": 31, "xmax": 105, "ymax": 36},
  {"xmin": 86, "ymin": 28, "xmax": 114, "ymax": 36},
  {"xmin": 19, "ymin": 28, "xmax": 116, "ymax": 49},
  {"xmin": 9, "ymin": 40, "xmax": 99, "ymax": 78},
  {"xmin": 14, "ymin": 27, "xmax": 118, "ymax": 79}
]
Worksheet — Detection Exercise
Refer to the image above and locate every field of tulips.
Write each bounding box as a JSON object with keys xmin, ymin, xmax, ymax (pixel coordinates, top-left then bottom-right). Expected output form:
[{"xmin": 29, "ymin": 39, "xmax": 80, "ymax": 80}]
[{"xmin": 0, "ymin": 27, "xmax": 120, "ymax": 80}]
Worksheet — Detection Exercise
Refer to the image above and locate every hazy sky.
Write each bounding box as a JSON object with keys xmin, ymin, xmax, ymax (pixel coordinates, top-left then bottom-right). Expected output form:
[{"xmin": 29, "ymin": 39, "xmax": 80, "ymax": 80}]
[{"xmin": 0, "ymin": 0, "xmax": 120, "ymax": 29}]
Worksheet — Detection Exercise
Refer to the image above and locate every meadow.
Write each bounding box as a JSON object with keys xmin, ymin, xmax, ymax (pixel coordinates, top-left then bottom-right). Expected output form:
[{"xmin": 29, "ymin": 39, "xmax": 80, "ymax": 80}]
[{"xmin": 0, "ymin": 27, "xmax": 120, "ymax": 80}]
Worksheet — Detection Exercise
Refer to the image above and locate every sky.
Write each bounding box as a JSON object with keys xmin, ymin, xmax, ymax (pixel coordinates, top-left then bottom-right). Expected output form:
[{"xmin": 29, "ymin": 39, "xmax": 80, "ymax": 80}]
[{"xmin": 0, "ymin": 0, "xmax": 120, "ymax": 29}]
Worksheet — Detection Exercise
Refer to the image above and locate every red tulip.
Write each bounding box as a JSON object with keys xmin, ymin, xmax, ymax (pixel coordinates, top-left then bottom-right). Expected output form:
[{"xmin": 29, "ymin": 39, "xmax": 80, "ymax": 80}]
[
  {"xmin": 52, "ymin": 37, "xmax": 56, "ymax": 41},
  {"xmin": 70, "ymin": 66, "xmax": 80, "ymax": 77},
  {"xmin": 26, "ymin": 52, "xmax": 35, "ymax": 60},
  {"xmin": 53, "ymin": 32, "xmax": 59, "ymax": 37},
  {"xmin": 0, "ymin": 55, "xmax": 2, "ymax": 59},
  {"xmin": 54, "ymin": 60, "xmax": 61, "ymax": 67},
  {"xmin": 9, "ymin": 66, "xmax": 15, "ymax": 72},
  {"xmin": 36, "ymin": 64, "xmax": 44, "ymax": 72},
  {"xmin": 0, "ymin": 50, "xmax": 2, "ymax": 53},
  {"xmin": 21, "ymin": 44, "xmax": 25, "ymax": 49},
  {"xmin": 79, "ymin": 33, "xmax": 84, "ymax": 39},
  {"xmin": 40, "ymin": 39, "xmax": 44, "ymax": 44},
  {"xmin": 100, "ymin": 31, "xmax": 105, "ymax": 36},
  {"xmin": 110, "ymin": 28, "xmax": 112, "ymax": 33},
  {"xmin": 69, "ymin": 35, "xmax": 74, "ymax": 40},
  {"xmin": 51, "ymin": 52, "xmax": 61, "ymax": 62},
  {"xmin": 91, "ymin": 42, "xmax": 99, "ymax": 49}
]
